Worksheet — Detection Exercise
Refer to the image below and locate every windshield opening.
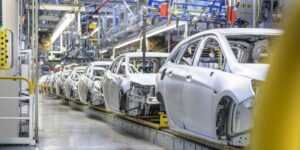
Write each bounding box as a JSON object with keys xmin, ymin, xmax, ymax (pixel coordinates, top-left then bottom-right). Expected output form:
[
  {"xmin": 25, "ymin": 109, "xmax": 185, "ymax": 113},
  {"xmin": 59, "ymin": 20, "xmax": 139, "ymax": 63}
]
[
  {"xmin": 129, "ymin": 57, "xmax": 166, "ymax": 74},
  {"xmin": 95, "ymin": 65, "xmax": 110, "ymax": 70},
  {"xmin": 227, "ymin": 35, "xmax": 278, "ymax": 64},
  {"xmin": 75, "ymin": 69, "xmax": 85, "ymax": 75},
  {"xmin": 94, "ymin": 69, "xmax": 105, "ymax": 77}
]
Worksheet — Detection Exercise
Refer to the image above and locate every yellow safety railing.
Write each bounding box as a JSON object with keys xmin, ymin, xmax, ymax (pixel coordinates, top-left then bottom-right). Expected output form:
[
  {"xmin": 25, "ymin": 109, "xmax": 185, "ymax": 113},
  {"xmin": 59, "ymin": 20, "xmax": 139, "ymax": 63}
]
[
  {"xmin": 0, "ymin": 76, "xmax": 34, "ymax": 94},
  {"xmin": 251, "ymin": 3, "xmax": 300, "ymax": 150}
]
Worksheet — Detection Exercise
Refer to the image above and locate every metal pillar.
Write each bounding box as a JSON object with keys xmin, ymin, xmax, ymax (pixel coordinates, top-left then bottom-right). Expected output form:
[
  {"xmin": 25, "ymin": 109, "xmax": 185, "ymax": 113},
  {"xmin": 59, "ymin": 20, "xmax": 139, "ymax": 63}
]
[
  {"xmin": 167, "ymin": 31, "xmax": 171, "ymax": 53},
  {"xmin": 184, "ymin": 22, "xmax": 189, "ymax": 38},
  {"xmin": 253, "ymin": 0, "xmax": 256, "ymax": 27},
  {"xmin": 60, "ymin": 35, "xmax": 63, "ymax": 53},
  {"xmin": 142, "ymin": 11, "xmax": 147, "ymax": 72},
  {"xmin": 33, "ymin": 0, "xmax": 39, "ymax": 143},
  {"xmin": 77, "ymin": 12, "xmax": 81, "ymax": 43}
]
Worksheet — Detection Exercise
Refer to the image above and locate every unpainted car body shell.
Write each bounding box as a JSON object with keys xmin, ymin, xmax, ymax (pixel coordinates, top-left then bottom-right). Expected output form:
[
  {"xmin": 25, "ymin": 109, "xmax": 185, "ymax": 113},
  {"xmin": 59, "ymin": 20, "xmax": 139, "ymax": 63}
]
[
  {"xmin": 155, "ymin": 28, "xmax": 282, "ymax": 146},
  {"xmin": 78, "ymin": 61, "xmax": 112, "ymax": 105},
  {"xmin": 102, "ymin": 52, "xmax": 169, "ymax": 114},
  {"xmin": 64, "ymin": 66, "xmax": 86, "ymax": 99},
  {"xmin": 55, "ymin": 70, "xmax": 71, "ymax": 96},
  {"xmin": 50, "ymin": 72, "xmax": 62, "ymax": 94}
]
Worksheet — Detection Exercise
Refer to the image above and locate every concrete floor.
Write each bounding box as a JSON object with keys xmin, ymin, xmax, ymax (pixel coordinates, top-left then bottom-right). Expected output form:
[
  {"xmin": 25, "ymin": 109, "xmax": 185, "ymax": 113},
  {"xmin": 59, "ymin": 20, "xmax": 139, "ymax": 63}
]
[{"xmin": 0, "ymin": 95, "xmax": 164, "ymax": 150}]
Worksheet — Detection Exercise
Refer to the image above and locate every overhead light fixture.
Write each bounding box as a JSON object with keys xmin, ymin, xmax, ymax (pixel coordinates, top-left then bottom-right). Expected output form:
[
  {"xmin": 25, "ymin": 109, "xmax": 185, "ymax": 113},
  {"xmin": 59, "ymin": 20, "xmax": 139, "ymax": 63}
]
[
  {"xmin": 82, "ymin": 27, "xmax": 99, "ymax": 39},
  {"xmin": 51, "ymin": 13, "xmax": 76, "ymax": 43},
  {"xmin": 99, "ymin": 49, "xmax": 109, "ymax": 54},
  {"xmin": 114, "ymin": 22, "xmax": 186, "ymax": 49}
]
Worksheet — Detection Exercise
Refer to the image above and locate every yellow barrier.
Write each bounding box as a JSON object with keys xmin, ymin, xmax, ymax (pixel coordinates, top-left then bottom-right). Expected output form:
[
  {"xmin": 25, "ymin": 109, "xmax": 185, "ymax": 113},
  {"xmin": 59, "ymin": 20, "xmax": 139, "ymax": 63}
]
[
  {"xmin": 0, "ymin": 76, "xmax": 34, "ymax": 94},
  {"xmin": 251, "ymin": 4, "xmax": 300, "ymax": 150}
]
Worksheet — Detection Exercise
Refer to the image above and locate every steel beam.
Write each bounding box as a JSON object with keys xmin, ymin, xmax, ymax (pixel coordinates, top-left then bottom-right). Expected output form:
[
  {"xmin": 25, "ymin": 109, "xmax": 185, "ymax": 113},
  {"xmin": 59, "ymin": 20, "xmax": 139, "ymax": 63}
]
[
  {"xmin": 95, "ymin": 0, "xmax": 110, "ymax": 13},
  {"xmin": 39, "ymin": 15, "xmax": 60, "ymax": 22},
  {"xmin": 38, "ymin": 24, "xmax": 56, "ymax": 29},
  {"xmin": 28, "ymin": 3, "xmax": 85, "ymax": 12}
]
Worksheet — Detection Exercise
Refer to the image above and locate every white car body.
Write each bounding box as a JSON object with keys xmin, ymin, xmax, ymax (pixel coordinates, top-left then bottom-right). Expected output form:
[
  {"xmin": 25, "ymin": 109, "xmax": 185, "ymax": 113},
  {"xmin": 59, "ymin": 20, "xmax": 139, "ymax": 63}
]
[
  {"xmin": 55, "ymin": 70, "xmax": 71, "ymax": 96},
  {"xmin": 64, "ymin": 66, "xmax": 86, "ymax": 100},
  {"xmin": 102, "ymin": 52, "xmax": 169, "ymax": 116},
  {"xmin": 39, "ymin": 75, "xmax": 49, "ymax": 92},
  {"xmin": 156, "ymin": 28, "xmax": 282, "ymax": 146},
  {"xmin": 50, "ymin": 72, "xmax": 62, "ymax": 94},
  {"xmin": 45, "ymin": 74, "xmax": 54, "ymax": 94},
  {"xmin": 78, "ymin": 61, "xmax": 112, "ymax": 105}
]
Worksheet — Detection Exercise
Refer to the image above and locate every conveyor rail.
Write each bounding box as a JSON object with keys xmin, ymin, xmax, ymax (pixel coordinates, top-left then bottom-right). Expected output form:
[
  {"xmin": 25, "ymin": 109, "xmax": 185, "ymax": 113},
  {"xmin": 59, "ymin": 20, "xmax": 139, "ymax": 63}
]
[{"xmin": 48, "ymin": 93, "xmax": 244, "ymax": 150}]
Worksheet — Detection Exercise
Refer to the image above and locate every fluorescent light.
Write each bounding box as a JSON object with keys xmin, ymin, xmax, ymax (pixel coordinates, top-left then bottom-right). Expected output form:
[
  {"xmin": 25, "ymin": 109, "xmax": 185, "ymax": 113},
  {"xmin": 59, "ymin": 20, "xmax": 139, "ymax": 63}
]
[
  {"xmin": 82, "ymin": 27, "xmax": 99, "ymax": 39},
  {"xmin": 146, "ymin": 22, "xmax": 185, "ymax": 38},
  {"xmin": 114, "ymin": 22, "xmax": 186, "ymax": 49},
  {"xmin": 99, "ymin": 49, "xmax": 109, "ymax": 54},
  {"xmin": 114, "ymin": 38, "xmax": 140, "ymax": 49},
  {"xmin": 51, "ymin": 13, "xmax": 76, "ymax": 43}
]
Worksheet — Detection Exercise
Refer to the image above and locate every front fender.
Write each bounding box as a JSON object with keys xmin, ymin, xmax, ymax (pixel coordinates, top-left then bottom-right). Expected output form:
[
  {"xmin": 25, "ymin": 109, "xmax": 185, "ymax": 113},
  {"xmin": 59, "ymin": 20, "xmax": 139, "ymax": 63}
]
[{"xmin": 214, "ymin": 72, "xmax": 254, "ymax": 104}]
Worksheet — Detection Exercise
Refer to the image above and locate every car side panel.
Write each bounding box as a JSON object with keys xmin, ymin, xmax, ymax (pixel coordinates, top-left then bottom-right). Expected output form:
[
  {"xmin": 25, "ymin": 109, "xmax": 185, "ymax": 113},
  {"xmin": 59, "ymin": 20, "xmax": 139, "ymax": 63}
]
[
  {"xmin": 102, "ymin": 71, "xmax": 113, "ymax": 110},
  {"xmin": 182, "ymin": 66, "xmax": 215, "ymax": 138},
  {"xmin": 162, "ymin": 63, "xmax": 188, "ymax": 129}
]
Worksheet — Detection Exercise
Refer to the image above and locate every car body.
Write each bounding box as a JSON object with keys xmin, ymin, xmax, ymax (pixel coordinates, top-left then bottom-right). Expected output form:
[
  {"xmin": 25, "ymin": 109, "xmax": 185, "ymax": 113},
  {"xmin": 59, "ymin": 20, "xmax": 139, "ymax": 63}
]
[
  {"xmin": 102, "ymin": 52, "xmax": 169, "ymax": 116},
  {"xmin": 155, "ymin": 28, "xmax": 282, "ymax": 146},
  {"xmin": 78, "ymin": 61, "xmax": 112, "ymax": 105},
  {"xmin": 39, "ymin": 75, "xmax": 49, "ymax": 92},
  {"xmin": 49, "ymin": 72, "xmax": 61, "ymax": 94},
  {"xmin": 64, "ymin": 66, "xmax": 86, "ymax": 100},
  {"xmin": 55, "ymin": 70, "xmax": 72, "ymax": 96},
  {"xmin": 44, "ymin": 74, "xmax": 54, "ymax": 94}
]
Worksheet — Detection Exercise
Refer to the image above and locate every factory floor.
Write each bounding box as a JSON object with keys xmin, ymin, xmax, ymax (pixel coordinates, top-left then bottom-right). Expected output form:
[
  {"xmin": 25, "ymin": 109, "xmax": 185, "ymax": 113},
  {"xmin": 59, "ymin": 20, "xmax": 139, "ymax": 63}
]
[{"xmin": 0, "ymin": 95, "xmax": 164, "ymax": 150}]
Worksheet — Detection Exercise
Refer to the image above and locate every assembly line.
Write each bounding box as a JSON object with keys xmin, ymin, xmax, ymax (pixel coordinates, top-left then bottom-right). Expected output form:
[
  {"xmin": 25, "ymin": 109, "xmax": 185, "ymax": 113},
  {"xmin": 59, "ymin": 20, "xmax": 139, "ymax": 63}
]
[
  {"xmin": 0, "ymin": 0, "xmax": 295, "ymax": 149},
  {"xmin": 38, "ymin": 28, "xmax": 282, "ymax": 148}
]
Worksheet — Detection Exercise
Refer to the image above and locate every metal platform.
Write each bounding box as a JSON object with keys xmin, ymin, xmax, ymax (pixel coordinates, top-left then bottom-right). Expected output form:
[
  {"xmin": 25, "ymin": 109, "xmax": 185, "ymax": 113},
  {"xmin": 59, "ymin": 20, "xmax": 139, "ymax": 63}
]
[{"xmin": 55, "ymin": 95, "xmax": 243, "ymax": 150}]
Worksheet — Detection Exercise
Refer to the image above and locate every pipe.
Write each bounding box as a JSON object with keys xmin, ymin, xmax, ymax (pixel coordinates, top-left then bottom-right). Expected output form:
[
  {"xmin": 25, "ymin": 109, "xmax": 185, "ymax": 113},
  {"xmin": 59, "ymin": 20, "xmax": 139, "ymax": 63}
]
[
  {"xmin": 95, "ymin": 0, "xmax": 110, "ymax": 13},
  {"xmin": 0, "ymin": 76, "xmax": 34, "ymax": 94}
]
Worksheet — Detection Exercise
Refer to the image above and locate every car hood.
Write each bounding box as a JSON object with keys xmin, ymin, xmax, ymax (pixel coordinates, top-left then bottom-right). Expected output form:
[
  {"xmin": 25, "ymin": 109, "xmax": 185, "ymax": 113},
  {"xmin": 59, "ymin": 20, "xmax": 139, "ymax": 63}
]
[
  {"xmin": 233, "ymin": 64, "xmax": 269, "ymax": 81},
  {"xmin": 128, "ymin": 74, "xmax": 157, "ymax": 86}
]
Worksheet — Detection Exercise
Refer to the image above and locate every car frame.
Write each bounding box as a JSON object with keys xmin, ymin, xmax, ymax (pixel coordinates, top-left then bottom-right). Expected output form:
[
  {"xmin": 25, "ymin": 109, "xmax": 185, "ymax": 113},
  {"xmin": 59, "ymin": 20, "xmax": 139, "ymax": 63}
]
[
  {"xmin": 50, "ymin": 71, "xmax": 61, "ymax": 94},
  {"xmin": 55, "ymin": 70, "xmax": 71, "ymax": 96},
  {"xmin": 155, "ymin": 28, "xmax": 282, "ymax": 146},
  {"xmin": 64, "ymin": 66, "xmax": 86, "ymax": 100},
  {"xmin": 102, "ymin": 52, "xmax": 169, "ymax": 116},
  {"xmin": 78, "ymin": 61, "xmax": 112, "ymax": 105}
]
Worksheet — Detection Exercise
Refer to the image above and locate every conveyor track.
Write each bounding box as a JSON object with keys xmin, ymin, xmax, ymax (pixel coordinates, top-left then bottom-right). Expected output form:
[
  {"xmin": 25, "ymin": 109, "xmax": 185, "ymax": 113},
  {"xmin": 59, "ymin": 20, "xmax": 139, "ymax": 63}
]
[{"xmin": 46, "ymin": 94, "xmax": 244, "ymax": 150}]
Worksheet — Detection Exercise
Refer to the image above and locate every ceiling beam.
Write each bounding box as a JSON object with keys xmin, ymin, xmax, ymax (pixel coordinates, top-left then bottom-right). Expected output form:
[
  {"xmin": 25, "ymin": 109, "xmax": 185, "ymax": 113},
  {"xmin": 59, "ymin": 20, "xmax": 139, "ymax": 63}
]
[
  {"xmin": 28, "ymin": 3, "xmax": 86, "ymax": 12},
  {"xmin": 51, "ymin": 13, "xmax": 76, "ymax": 43},
  {"xmin": 39, "ymin": 23, "xmax": 57, "ymax": 29},
  {"xmin": 39, "ymin": 15, "xmax": 60, "ymax": 22}
]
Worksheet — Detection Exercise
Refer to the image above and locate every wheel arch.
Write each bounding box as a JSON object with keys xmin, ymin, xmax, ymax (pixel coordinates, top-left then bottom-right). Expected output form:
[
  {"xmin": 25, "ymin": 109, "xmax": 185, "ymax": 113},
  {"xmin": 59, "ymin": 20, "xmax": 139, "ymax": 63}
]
[{"xmin": 215, "ymin": 95, "xmax": 236, "ymax": 141}]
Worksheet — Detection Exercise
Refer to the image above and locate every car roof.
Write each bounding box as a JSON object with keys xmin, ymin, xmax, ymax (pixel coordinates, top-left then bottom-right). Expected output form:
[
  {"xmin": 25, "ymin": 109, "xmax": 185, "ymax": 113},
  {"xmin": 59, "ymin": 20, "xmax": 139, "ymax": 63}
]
[
  {"xmin": 63, "ymin": 70, "xmax": 72, "ymax": 72},
  {"xmin": 93, "ymin": 67, "xmax": 107, "ymax": 70},
  {"xmin": 175, "ymin": 28, "xmax": 283, "ymax": 48},
  {"xmin": 119, "ymin": 52, "xmax": 169, "ymax": 58},
  {"xmin": 90, "ymin": 61, "xmax": 112, "ymax": 66},
  {"xmin": 204, "ymin": 28, "xmax": 282, "ymax": 35},
  {"xmin": 74, "ymin": 66, "xmax": 86, "ymax": 70},
  {"xmin": 185, "ymin": 28, "xmax": 282, "ymax": 41}
]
